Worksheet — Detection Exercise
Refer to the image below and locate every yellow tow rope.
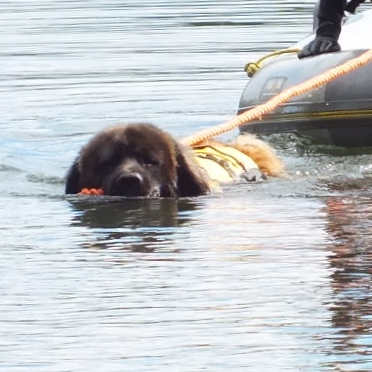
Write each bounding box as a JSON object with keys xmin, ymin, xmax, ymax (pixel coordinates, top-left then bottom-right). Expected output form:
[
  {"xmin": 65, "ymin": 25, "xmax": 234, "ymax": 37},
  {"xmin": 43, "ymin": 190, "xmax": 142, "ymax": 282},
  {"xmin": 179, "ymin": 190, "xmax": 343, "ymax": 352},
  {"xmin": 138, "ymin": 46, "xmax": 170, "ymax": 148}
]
[{"xmin": 181, "ymin": 49, "xmax": 372, "ymax": 147}]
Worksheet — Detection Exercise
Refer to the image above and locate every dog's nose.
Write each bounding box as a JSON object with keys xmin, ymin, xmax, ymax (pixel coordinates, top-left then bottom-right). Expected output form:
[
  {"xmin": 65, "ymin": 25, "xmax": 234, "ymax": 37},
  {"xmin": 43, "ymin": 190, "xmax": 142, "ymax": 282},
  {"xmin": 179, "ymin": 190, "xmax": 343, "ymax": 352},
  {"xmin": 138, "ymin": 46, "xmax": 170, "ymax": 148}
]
[{"xmin": 115, "ymin": 173, "xmax": 143, "ymax": 196}]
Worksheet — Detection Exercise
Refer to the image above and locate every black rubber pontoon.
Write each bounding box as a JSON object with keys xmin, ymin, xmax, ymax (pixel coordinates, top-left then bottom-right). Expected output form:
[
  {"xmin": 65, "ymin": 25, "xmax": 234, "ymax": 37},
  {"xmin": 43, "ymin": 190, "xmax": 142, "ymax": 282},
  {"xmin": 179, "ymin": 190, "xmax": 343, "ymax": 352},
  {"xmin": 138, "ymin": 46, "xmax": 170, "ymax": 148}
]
[{"xmin": 238, "ymin": 10, "xmax": 372, "ymax": 147}]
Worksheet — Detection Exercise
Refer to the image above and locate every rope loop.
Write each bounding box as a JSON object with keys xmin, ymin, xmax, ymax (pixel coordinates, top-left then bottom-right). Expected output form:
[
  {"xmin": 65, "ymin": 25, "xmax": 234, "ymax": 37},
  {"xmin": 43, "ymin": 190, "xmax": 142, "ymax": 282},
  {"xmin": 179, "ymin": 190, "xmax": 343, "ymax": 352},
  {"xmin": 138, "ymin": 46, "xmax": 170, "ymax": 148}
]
[{"xmin": 244, "ymin": 48, "xmax": 300, "ymax": 77}]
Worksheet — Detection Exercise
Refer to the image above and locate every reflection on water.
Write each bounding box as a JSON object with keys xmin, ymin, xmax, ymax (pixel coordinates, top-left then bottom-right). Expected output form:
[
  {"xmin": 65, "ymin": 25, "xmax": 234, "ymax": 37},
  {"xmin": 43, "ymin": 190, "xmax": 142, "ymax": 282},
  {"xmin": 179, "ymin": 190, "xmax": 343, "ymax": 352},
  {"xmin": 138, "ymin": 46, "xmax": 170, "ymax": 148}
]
[
  {"xmin": 68, "ymin": 197, "xmax": 203, "ymax": 252},
  {"xmin": 1, "ymin": 1, "xmax": 372, "ymax": 371},
  {"xmin": 324, "ymin": 196, "xmax": 371, "ymax": 368}
]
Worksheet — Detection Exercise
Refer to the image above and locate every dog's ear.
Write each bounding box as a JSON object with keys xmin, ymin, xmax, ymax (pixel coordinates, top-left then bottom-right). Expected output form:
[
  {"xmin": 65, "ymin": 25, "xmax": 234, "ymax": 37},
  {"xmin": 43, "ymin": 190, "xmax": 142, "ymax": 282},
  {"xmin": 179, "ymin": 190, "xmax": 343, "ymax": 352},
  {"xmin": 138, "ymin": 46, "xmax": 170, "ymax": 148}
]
[
  {"xmin": 175, "ymin": 144, "xmax": 210, "ymax": 197},
  {"xmin": 65, "ymin": 158, "xmax": 81, "ymax": 194}
]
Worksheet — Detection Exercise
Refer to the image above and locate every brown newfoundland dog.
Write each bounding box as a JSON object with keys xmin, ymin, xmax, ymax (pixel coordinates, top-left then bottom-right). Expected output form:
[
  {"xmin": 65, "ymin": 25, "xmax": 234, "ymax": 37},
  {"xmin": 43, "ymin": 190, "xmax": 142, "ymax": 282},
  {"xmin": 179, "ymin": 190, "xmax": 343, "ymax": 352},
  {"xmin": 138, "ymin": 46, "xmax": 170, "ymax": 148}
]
[{"xmin": 65, "ymin": 123, "xmax": 284, "ymax": 197}]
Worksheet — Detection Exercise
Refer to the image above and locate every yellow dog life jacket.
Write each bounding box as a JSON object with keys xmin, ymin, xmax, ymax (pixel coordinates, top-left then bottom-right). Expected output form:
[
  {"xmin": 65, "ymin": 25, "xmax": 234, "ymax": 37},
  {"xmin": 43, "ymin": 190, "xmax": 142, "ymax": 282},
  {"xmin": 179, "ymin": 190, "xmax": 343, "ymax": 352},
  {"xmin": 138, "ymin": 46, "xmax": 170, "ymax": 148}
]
[{"xmin": 192, "ymin": 143, "xmax": 258, "ymax": 185}]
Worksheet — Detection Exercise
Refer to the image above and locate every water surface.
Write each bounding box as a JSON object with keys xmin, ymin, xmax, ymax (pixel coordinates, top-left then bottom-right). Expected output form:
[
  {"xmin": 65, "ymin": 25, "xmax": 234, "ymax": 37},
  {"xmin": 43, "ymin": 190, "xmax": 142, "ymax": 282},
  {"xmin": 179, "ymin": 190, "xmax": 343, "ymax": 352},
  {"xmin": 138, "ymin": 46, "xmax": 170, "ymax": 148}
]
[{"xmin": 1, "ymin": 1, "xmax": 371, "ymax": 371}]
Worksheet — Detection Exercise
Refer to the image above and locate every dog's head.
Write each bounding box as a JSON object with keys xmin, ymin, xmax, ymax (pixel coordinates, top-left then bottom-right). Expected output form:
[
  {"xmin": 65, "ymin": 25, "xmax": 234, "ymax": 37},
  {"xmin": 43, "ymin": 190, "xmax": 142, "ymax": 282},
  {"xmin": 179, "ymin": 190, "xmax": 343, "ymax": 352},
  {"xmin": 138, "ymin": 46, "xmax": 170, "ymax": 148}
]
[{"xmin": 65, "ymin": 123, "xmax": 210, "ymax": 197}]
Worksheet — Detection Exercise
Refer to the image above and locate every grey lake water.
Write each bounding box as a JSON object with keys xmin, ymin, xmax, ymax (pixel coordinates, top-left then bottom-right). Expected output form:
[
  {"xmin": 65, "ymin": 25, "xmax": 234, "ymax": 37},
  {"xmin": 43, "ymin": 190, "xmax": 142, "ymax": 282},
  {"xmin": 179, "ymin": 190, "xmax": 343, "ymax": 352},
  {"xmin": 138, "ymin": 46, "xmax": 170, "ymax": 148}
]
[{"xmin": 1, "ymin": 1, "xmax": 371, "ymax": 371}]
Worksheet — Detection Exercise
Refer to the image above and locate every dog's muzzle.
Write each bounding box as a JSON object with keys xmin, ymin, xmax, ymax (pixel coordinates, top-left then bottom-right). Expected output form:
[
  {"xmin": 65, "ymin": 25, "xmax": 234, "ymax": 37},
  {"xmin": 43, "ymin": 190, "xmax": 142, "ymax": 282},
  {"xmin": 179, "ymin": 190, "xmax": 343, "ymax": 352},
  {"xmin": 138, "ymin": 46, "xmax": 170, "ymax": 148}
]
[
  {"xmin": 105, "ymin": 169, "xmax": 162, "ymax": 197},
  {"xmin": 105, "ymin": 171, "xmax": 145, "ymax": 197},
  {"xmin": 115, "ymin": 173, "xmax": 143, "ymax": 196}
]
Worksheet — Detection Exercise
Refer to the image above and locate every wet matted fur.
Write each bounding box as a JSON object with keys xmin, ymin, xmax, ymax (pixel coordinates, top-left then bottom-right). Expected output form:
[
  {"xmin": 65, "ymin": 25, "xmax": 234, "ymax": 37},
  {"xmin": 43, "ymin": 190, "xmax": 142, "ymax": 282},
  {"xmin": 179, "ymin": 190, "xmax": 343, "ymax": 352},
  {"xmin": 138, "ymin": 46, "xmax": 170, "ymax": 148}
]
[{"xmin": 65, "ymin": 123, "xmax": 284, "ymax": 197}]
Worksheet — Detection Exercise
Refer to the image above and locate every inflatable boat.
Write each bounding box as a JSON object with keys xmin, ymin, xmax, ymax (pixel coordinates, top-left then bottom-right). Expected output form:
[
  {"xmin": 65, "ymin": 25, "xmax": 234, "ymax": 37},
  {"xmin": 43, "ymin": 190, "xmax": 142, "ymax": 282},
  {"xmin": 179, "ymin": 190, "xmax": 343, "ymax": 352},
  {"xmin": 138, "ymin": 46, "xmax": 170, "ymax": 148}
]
[{"xmin": 238, "ymin": 9, "xmax": 372, "ymax": 147}]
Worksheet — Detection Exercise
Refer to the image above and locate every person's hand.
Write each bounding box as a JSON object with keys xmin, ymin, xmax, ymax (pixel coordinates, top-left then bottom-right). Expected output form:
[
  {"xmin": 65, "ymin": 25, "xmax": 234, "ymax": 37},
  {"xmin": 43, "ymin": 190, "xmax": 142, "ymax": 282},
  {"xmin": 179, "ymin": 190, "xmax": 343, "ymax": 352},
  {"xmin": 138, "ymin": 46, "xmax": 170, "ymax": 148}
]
[
  {"xmin": 345, "ymin": 0, "xmax": 366, "ymax": 14},
  {"xmin": 298, "ymin": 36, "xmax": 340, "ymax": 59}
]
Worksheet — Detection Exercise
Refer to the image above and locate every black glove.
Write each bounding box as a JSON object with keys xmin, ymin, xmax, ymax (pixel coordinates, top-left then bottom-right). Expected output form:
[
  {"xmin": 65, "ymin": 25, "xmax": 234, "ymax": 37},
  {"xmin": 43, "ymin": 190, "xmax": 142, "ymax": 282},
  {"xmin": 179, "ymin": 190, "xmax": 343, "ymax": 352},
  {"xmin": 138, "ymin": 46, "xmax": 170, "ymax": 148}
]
[
  {"xmin": 298, "ymin": 36, "xmax": 341, "ymax": 58},
  {"xmin": 298, "ymin": 0, "xmax": 345, "ymax": 59},
  {"xmin": 345, "ymin": 0, "xmax": 365, "ymax": 13}
]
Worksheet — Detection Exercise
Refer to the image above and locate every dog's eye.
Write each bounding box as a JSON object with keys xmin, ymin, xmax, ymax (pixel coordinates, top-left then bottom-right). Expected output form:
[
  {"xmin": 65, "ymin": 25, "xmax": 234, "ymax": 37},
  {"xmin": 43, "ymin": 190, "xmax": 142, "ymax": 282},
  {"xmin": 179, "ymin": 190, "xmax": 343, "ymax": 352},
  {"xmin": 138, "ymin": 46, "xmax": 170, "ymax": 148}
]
[
  {"xmin": 100, "ymin": 152, "xmax": 121, "ymax": 169},
  {"xmin": 142, "ymin": 156, "xmax": 159, "ymax": 167}
]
